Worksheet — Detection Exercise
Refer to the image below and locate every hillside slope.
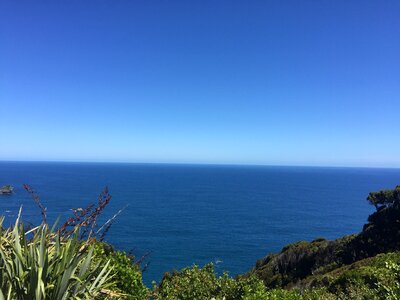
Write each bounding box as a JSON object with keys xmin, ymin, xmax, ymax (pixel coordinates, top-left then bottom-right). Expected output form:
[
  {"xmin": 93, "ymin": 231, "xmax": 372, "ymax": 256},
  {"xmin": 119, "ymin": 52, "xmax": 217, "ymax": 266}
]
[{"xmin": 250, "ymin": 186, "xmax": 400, "ymax": 290}]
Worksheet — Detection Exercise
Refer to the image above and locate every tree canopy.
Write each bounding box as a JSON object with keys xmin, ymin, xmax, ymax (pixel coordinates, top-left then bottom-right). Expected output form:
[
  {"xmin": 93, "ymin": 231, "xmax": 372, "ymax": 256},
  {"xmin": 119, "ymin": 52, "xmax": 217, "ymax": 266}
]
[{"xmin": 367, "ymin": 185, "xmax": 400, "ymax": 210}]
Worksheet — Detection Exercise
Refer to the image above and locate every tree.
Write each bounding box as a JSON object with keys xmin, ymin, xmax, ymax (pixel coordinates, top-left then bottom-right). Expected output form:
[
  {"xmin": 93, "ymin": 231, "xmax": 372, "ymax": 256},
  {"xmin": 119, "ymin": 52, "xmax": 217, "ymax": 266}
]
[{"xmin": 367, "ymin": 185, "xmax": 400, "ymax": 210}]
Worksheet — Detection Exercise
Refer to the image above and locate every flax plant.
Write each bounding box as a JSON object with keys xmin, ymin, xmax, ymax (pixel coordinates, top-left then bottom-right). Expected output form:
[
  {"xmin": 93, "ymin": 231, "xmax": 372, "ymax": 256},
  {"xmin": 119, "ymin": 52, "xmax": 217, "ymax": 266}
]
[{"xmin": 0, "ymin": 208, "xmax": 114, "ymax": 300}]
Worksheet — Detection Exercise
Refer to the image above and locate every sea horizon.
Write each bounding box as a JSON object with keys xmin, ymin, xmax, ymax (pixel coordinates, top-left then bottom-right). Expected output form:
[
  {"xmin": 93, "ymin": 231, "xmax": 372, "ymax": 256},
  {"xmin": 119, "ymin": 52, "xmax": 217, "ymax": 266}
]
[{"xmin": 1, "ymin": 159, "xmax": 399, "ymax": 170}]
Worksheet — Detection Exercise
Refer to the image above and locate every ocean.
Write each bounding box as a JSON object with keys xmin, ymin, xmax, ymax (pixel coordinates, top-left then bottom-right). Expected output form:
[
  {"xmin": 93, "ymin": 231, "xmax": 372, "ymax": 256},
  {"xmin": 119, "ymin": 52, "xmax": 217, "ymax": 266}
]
[{"xmin": 1, "ymin": 161, "xmax": 400, "ymax": 284}]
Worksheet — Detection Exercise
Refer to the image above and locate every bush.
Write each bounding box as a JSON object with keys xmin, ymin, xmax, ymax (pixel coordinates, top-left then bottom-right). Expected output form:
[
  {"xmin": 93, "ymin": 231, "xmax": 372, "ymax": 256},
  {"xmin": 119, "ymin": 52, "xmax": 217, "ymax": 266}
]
[
  {"xmin": 94, "ymin": 243, "xmax": 149, "ymax": 299},
  {"xmin": 152, "ymin": 263, "xmax": 306, "ymax": 300},
  {"xmin": 326, "ymin": 252, "xmax": 400, "ymax": 300}
]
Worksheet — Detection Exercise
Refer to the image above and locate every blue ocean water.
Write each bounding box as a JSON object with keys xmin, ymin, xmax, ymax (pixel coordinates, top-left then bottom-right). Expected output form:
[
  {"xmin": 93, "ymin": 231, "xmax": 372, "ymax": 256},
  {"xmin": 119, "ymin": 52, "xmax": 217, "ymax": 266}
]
[{"xmin": 1, "ymin": 162, "xmax": 400, "ymax": 284}]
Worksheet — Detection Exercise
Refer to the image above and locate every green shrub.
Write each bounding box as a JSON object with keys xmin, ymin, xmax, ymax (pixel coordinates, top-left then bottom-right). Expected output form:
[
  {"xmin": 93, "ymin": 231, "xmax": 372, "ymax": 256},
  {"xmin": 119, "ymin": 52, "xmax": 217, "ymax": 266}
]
[
  {"xmin": 94, "ymin": 243, "xmax": 149, "ymax": 299},
  {"xmin": 152, "ymin": 263, "xmax": 306, "ymax": 300},
  {"xmin": 326, "ymin": 252, "xmax": 400, "ymax": 299},
  {"xmin": 154, "ymin": 264, "xmax": 219, "ymax": 299}
]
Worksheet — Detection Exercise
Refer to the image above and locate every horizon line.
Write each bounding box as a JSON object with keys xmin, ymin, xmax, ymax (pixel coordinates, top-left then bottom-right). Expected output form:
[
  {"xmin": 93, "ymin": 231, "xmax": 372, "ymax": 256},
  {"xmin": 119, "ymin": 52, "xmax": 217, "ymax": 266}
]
[{"xmin": 0, "ymin": 159, "xmax": 399, "ymax": 170}]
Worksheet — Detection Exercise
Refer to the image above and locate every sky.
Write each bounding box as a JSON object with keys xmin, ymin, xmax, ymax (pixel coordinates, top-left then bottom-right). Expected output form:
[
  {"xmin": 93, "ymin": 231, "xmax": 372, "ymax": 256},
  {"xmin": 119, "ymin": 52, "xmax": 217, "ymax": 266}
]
[{"xmin": 1, "ymin": 1, "xmax": 399, "ymax": 167}]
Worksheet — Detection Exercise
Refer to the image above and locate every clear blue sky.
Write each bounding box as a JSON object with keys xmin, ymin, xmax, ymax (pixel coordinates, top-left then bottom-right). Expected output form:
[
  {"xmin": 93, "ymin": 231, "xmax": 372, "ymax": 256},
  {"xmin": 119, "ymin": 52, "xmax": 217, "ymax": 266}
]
[{"xmin": 1, "ymin": 1, "xmax": 399, "ymax": 167}]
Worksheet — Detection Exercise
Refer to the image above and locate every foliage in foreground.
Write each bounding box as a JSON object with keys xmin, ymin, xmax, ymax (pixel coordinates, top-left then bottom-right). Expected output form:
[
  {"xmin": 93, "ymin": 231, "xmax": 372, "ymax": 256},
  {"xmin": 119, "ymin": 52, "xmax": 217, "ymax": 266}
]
[
  {"xmin": 152, "ymin": 252, "xmax": 400, "ymax": 300},
  {"xmin": 152, "ymin": 263, "xmax": 324, "ymax": 299},
  {"xmin": 304, "ymin": 251, "xmax": 400, "ymax": 300},
  {"xmin": 0, "ymin": 210, "xmax": 113, "ymax": 300},
  {"xmin": 0, "ymin": 186, "xmax": 149, "ymax": 300},
  {"xmin": 153, "ymin": 263, "xmax": 271, "ymax": 300},
  {"xmin": 94, "ymin": 243, "xmax": 149, "ymax": 299}
]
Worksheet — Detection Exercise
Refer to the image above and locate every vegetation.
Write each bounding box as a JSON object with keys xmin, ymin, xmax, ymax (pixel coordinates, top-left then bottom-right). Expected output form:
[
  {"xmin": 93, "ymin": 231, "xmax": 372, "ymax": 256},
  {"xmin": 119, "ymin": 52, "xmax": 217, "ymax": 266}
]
[
  {"xmin": 153, "ymin": 248, "xmax": 400, "ymax": 299},
  {"xmin": 153, "ymin": 263, "xmax": 302, "ymax": 300},
  {"xmin": 0, "ymin": 209, "xmax": 113, "ymax": 299},
  {"xmin": 367, "ymin": 185, "xmax": 400, "ymax": 209},
  {"xmin": 0, "ymin": 186, "xmax": 148, "ymax": 299},
  {"xmin": 245, "ymin": 184, "xmax": 400, "ymax": 299},
  {"xmin": 250, "ymin": 236, "xmax": 355, "ymax": 288},
  {"xmin": 1, "ymin": 185, "xmax": 400, "ymax": 299},
  {"xmin": 305, "ymin": 252, "xmax": 400, "ymax": 299},
  {"xmin": 94, "ymin": 243, "xmax": 149, "ymax": 299}
]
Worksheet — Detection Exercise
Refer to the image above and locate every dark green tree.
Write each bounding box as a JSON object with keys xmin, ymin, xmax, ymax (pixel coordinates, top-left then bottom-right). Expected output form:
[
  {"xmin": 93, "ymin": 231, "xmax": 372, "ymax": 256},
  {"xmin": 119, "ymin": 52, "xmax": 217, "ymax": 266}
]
[{"xmin": 367, "ymin": 185, "xmax": 400, "ymax": 210}]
